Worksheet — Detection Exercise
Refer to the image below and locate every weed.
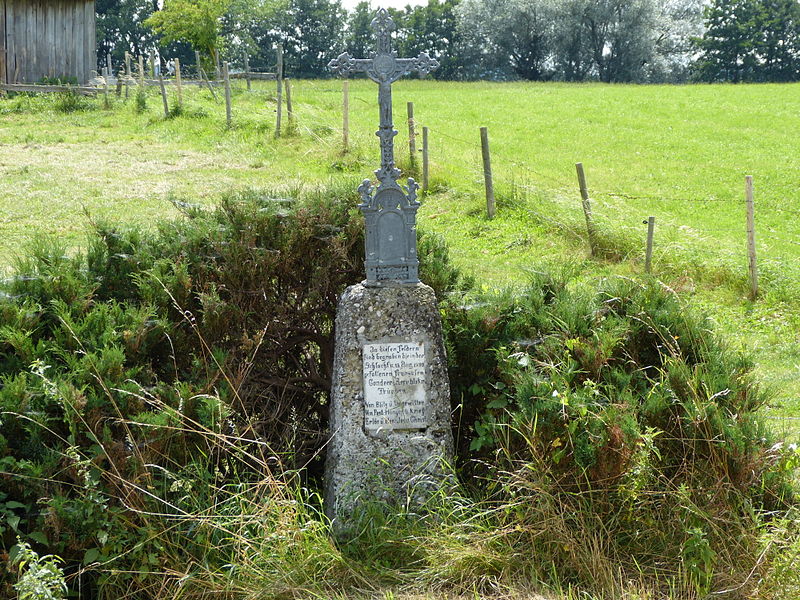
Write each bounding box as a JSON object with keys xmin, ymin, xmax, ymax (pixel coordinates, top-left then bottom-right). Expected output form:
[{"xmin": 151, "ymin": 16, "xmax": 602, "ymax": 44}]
[
  {"xmin": 442, "ymin": 272, "xmax": 796, "ymax": 595},
  {"xmin": 52, "ymin": 91, "xmax": 94, "ymax": 114},
  {"xmin": 135, "ymin": 89, "xmax": 147, "ymax": 113},
  {"xmin": 10, "ymin": 540, "xmax": 67, "ymax": 600},
  {"xmin": 682, "ymin": 526, "xmax": 716, "ymax": 595},
  {"xmin": 312, "ymin": 124, "xmax": 334, "ymax": 137},
  {"xmin": 168, "ymin": 103, "xmax": 184, "ymax": 118},
  {"xmin": 38, "ymin": 76, "xmax": 78, "ymax": 86}
]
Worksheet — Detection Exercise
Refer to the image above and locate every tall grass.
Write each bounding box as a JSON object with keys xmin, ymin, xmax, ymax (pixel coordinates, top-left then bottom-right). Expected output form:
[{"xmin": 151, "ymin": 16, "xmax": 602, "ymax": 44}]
[{"xmin": 0, "ymin": 188, "xmax": 797, "ymax": 599}]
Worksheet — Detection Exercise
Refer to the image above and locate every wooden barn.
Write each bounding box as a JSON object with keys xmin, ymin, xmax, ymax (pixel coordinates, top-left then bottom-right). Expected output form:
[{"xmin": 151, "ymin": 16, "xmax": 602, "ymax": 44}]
[{"xmin": 0, "ymin": 0, "xmax": 96, "ymax": 85}]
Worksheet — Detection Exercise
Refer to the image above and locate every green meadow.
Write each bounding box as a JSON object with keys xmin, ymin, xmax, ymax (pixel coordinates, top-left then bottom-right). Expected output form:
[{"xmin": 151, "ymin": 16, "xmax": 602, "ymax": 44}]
[{"xmin": 1, "ymin": 78, "xmax": 799, "ymax": 432}]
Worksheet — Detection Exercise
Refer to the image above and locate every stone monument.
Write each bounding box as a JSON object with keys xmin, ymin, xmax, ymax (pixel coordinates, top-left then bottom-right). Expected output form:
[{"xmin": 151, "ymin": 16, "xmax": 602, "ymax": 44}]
[{"xmin": 325, "ymin": 8, "xmax": 453, "ymax": 525}]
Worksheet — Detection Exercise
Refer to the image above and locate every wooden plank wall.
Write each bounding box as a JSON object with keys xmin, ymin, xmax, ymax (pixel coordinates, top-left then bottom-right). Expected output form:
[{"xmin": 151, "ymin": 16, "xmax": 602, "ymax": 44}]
[{"xmin": 2, "ymin": 0, "xmax": 96, "ymax": 84}]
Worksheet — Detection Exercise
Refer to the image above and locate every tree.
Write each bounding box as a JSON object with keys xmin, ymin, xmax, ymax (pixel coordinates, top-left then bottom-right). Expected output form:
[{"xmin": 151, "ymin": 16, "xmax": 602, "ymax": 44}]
[
  {"xmin": 648, "ymin": 0, "xmax": 706, "ymax": 82},
  {"xmin": 694, "ymin": 0, "xmax": 763, "ymax": 82},
  {"xmin": 145, "ymin": 0, "xmax": 232, "ymax": 68},
  {"xmin": 400, "ymin": 0, "xmax": 465, "ymax": 80},
  {"xmin": 275, "ymin": 0, "xmax": 347, "ymax": 77},
  {"xmin": 551, "ymin": 0, "xmax": 594, "ymax": 81},
  {"xmin": 220, "ymin": 0, "xmax": 288, "ymax": 68},
  {"xmin": 343, "ymin": 1, "xmax": 466, "ymax": 80},
  {"xmin": 574, "ymin": 0, "xmax": 660, "ymax": 83},
  {"xmin": 455, "ymin": 0, "xmax": 693, "ymax": 82},
  {"xmin": 345, "ymin": 2, "xmax": 375, "ymax": 58},
  {"xmin": 96, "ymin": 0, "xmax": 160, "ymax": 67},
  {"xmin": 753, "ymin": 0, "xmax": 800, "ymax": 81},
  {"xmin": 693, "ymin": 0, "xmax": 800, "ymax": 82},
  {"xmin": 457, "ymin": 0, "xmax": 555, "ymax": 80}
]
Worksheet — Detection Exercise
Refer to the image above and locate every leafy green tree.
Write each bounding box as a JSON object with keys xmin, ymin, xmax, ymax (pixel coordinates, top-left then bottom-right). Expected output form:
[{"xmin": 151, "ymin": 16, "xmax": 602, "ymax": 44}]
[
  {"xmin": 754, "ymin": 0, "xmax": 800, "ymax": 81},
  {"xmin": 694, "ymin": 0, "xmax": 800, "ymax": 82},
  {"xmin": 276, "ymin": 0, "xmax": 347, "ymax": 77},
  {"xmin": 694, "ymin": 0, "xmax": 763, "ymax": 82},
  {"xmin": 345, "ymin": 1, "xmax": 375, "ymax": 58},
  {"xmin": 96, "ymin": 0, "xmax": 160, "ymax": 68},
  {"xmin": 220, "ymin": 0, "xmax": 288, "ymax": 68},
  {"xmin": 145, "ymin": 0, "xmax": 232, "ymax": 69},
  {"xmin": 457, "ymin": 0, "xmax": 556, "ymax": 80},
  {"xmin": 344, "ymin": 1, "xmax": 466, "ymax": 80},
  {"xmin": 400, "ymin": 0, "xmax": 464, "ymax": 79}
]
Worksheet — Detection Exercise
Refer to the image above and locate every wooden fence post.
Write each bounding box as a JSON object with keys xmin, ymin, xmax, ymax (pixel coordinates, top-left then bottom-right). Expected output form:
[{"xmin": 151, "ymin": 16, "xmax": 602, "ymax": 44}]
[
  {"xmin": 343, "ymin": 80, "xmax": 350, "ymax": 152},
  {"xmin": 175, "ymin": 58, "xmax": 183, "ymax": 107},
  {"xmin": 244, "ymin": 53, "xmax": 251, "ymax": 91},
  {"xmin": 575, "ymin": 162, "xmax": 598, "ymax": 256},
  {"xmin": 115, "ymin": 71, "xmax": 122, "ymax": 97},
  {"xmin": 149, "ymin": 50, "xmax": 155, "ymax": 78},
  {"xmin": 746, "ymin": 175, "xmax": 759, "ymax": 300},
  {"xmin": 195, "ymin": 52, "xmax": 217, "ymax": 101},
  {"xmin": 480, "ymin": 127, "xmax": 495, "ymax": 220},
  {"xmin": 223, "ymin": 62, "xmax": 232, "ymax": 128},
  {"xmin": 422, "ymin": 126, "xmax": 429, "ymax": 194},
  {"xmin": 106, "ymin": 53, "xmax": 112, "ymax": 79},
  {"xmin": 203, "ymin": 72, "xmax": 217, "ymax": 101},
  {"xmin": 158, "ymin": 73, "xmax": 169, "ymax": 117},
  {"xmin": 285, "ymin": 78, "xmax": 293, "ymax": 123},
  {"xmin": 645, "ymin": 216, "xmax": 655, "ymax": 273},
  {"xmin": 275, "ymin": 43, "xmax": 284, "ymax": 138},
  {"xmin": 138, "ymin": 56, "xmax": 145, "ymax": 87},
  {"xmin": 407, "ymin": 101, "xmax": 416, "ymax": 168},
  {"xmin": 124, "ymin": 52, "xmax": 131, "ymax": 99}
]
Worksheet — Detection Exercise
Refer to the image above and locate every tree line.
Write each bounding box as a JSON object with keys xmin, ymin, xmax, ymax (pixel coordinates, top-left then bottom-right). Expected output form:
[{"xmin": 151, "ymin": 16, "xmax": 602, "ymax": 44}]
[{"xmin": 96, "ymin": 0, "xmax": 800, "ymax": 83}]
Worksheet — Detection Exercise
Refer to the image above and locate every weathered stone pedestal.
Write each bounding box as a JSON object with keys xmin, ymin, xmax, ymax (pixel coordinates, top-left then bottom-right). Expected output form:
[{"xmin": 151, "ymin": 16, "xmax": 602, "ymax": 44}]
[{"xmin": 325, "ymin": 281, "xmax": 454, "ymax": 525}]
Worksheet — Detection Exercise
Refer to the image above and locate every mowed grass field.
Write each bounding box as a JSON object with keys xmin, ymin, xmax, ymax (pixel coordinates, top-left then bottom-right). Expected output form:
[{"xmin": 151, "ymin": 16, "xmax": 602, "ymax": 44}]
[{"xmin": 1, "ymin": 79, "xmax": 799, "ymax": 435}]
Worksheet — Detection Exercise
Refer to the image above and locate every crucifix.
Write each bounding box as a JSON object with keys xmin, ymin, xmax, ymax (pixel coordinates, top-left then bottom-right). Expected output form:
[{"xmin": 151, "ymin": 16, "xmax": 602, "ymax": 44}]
[{"xmin": 328, "ymin": 8, "xmax": 439, "ymax": 285}]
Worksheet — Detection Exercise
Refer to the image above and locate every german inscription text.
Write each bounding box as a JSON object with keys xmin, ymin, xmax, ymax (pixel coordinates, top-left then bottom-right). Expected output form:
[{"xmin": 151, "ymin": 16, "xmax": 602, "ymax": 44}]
[{"xmin": 363, "ymin": 341, "xmax": 427, "ymax": 430}]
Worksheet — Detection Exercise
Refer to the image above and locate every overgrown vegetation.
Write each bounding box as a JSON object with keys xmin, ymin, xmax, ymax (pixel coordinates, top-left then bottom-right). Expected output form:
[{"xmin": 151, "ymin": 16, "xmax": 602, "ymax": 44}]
[
  {"xmin": 10, "ymin": 540, "xmax": 67, "ymax": 600},
  {"xmin": 446, "ymin": 273, "xmax": 798, "ymax": 594},
  {"xmin": 0, "ymin": 74, "xmax": 799, "ymax": 599},
  {"xmin": 0, "ymin": 188, "xmax": 797, "ymax": 599},
  {"xmin": 52, "ymin": 91, "xmax": 96, "ymax": 114}
]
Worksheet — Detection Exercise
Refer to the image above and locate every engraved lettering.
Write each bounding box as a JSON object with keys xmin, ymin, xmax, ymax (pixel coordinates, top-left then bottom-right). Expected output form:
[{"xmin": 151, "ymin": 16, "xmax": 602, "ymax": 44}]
[{"xmin": 363, "ymin": 341, "xmax": 427, "ymax": 431}]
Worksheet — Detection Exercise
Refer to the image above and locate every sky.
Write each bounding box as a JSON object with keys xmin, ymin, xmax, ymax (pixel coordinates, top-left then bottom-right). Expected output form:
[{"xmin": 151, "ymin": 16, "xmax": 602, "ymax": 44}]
[{"xmin": 340, "ymin": 0, "xmax": 427, "ymax": 11}]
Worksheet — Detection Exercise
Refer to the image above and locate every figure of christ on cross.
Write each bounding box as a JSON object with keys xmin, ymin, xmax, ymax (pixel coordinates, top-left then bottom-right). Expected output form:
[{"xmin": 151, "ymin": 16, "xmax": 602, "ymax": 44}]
[
  {"xmin": 328, "ymin": 8, "xmax": 438, "ymax": 185},
  {"xmin": 328, "ymin": 8, "xmax": 439, "ymax": 285}
]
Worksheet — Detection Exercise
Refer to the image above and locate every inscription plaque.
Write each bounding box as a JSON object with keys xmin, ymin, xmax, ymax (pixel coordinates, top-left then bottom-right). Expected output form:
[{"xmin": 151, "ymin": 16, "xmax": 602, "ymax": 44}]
[{"xmin": 363, "ymin": 341, "xmax": 427, "ymax": 431}]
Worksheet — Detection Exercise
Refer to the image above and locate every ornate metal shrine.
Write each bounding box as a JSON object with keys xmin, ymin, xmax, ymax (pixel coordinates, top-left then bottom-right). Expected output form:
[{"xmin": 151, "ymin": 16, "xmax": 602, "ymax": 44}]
[{"xmin": 328, "ymin": 8, "xmax": 439, "ymax": 285}]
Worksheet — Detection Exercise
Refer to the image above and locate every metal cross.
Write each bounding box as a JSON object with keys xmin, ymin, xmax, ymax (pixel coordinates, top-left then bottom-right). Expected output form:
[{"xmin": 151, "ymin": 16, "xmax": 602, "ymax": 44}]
[
  {"xmin": 328, "ymin": 8, "xmax": 439, "ymax": 285},
  {"xmin": 328, "ymin": 8, "xmax": 439, "ymax": 186}
]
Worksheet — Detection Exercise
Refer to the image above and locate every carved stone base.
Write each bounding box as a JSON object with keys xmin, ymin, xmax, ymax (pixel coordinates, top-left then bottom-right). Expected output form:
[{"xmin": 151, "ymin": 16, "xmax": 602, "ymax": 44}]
[{"xmin": 324, "ymin": 282, "xmax": 454, "ymax": 528}]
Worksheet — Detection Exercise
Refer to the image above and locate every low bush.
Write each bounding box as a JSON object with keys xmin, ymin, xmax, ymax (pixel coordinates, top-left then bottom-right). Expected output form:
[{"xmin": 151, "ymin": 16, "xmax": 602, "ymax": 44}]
[
  {"xmin": 134, "ymin": 88, "xmax": 147, "ymax": 113},
  {"xmin": 444, "ymin": 271, "xmax": 798, "ymax": 595},
  {"xmin": 0, "ymin": 185, "xmax": 470, "ymax": 597},
  {"xmin": 52, "ymin": 91, "xmax": 95, "ymax": 114},
  {"xmin": 0, "ymin": 185, "xmax": 795, "ymax": 599}
]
